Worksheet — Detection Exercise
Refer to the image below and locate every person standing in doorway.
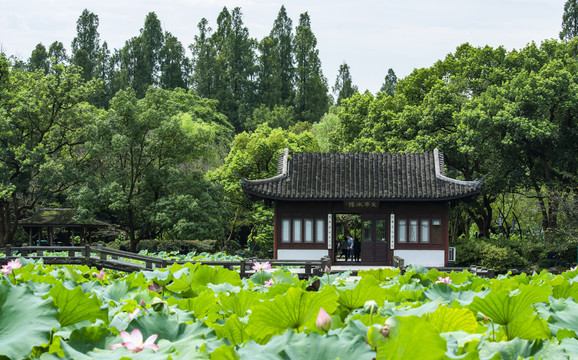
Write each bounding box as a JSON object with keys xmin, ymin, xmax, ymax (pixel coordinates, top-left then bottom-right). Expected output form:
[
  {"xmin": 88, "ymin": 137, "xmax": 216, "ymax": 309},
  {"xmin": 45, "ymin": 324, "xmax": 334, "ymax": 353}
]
[
  {"xmin": 347, "ymin": 234, "xmax": 354, "ymax": 262},
  {"xmin": 353, "ymin": 237, "xmax": 361, "ymax": 262}
]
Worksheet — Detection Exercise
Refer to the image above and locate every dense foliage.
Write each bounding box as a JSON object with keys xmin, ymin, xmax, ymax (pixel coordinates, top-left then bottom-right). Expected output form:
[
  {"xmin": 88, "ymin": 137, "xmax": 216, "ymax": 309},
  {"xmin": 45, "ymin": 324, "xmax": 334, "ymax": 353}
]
[
  {"xmin": 1, "ymin": 3, "xmax": 576, "ymax": 261},
  {"xmin": 2, "ymin": 259, "xmax": 578, "ymax": 359}
]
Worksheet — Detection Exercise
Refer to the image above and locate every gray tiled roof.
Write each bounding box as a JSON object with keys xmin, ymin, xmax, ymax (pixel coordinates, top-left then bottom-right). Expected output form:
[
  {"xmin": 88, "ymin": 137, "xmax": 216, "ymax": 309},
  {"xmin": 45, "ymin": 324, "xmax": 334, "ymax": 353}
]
[{"xmin": 242, "ymin": 149, "xmax": 482, "ymax": 201}]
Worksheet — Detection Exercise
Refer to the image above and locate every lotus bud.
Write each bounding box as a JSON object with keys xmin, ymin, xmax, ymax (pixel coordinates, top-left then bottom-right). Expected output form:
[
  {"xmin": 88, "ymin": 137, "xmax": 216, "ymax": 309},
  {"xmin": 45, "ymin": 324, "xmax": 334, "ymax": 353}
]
[
  {"xmin": 364, "ymin": 300, "xmax": 378, "ymax": 315},
  {"xmin": 324, "ymin": 265, "xmax": 331, "ymax": 274},
  {"xmin": 151, "ymin": 297, "xmax": 167, "ymax": 312},
  {"xmin": 316, "ymin": 307, "xmax": 333, "ymax": 333},
  {"xmin": 380, "ymin": 324, "xmax": 390, "ymax": 338}
]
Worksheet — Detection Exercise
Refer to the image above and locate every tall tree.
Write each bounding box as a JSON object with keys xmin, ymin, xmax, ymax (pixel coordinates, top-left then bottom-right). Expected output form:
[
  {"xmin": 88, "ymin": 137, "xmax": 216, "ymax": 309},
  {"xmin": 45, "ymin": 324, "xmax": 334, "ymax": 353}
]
[
  {"xmin": 28, "ymin": 43, "xmax": 49, "ymax": 74},
  {"xmin": 159, "ymin": 31, "xmax": 188, "ymax": 90},
  {"xmin": 191, "ymin": 18, "xmax": 217, "ymax": 98},
  {"xmin": 293, "ymin": 12, "xmax": 329, "ymax": 123},
  {"xmin": 256, "ymin": 36, "xmax": 282, "ymax": 108},
  {"xmin": 560, "ymin": 0, "xmax": 578, "ymax": 42},
  {"xmin": 333, "ymin": 62, "xmax": 358, "ymax": 105},
  {"xmin": 134, "ymin": 12, "xmax": 164, "ymax": 98},
  {"xmin": 380, "ymin": 68, "xmax": 397, "ymax": 97},
  {"xmin": 48, "ymin": 41, "xmax": 68, "ymax": 70},
  {"xmin": 270, "ymin": 5, "xmax": 295, "ymax": 105},
  {"xmin": 226, "ymin": 7, "xmax": 257, "ymax": 131},
  {"xmin": 71, "ymin": 9, "xmax": 100, "ymax": 81}
]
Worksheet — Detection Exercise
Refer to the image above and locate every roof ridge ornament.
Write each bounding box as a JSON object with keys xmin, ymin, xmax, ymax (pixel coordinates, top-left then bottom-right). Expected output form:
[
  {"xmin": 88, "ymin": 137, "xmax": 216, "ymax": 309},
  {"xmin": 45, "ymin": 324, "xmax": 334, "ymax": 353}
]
[
  {"xmin": 241, "ymin": 148, "xmax": 289, "ymax": 185},
  {"xmin": 433, "ymin": 148, "xmax": 483, "ymax": 186}
]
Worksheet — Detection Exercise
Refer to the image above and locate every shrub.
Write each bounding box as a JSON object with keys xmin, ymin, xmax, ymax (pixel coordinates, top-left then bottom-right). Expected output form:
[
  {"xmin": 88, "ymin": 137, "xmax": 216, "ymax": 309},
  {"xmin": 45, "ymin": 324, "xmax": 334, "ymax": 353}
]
[{"xmin": 137, "ymin": 239, "xmax": 158, "ymax": 253}]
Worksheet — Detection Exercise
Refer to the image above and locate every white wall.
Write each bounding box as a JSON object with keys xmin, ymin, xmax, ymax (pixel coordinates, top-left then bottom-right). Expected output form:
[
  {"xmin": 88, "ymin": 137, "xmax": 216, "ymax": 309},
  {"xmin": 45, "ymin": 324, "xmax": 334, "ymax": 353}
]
[
  {"xmin": 393, "ymin": 250, "xmax": 445, "ymax": 267},
  {"xmin": 277, "ymin": 249, "xmax": 329, "ymax": 260}
]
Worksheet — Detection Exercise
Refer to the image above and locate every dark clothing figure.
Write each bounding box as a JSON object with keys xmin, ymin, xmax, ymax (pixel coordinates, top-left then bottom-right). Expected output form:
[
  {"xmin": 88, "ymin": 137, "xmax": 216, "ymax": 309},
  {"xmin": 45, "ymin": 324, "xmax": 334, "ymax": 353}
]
[
  {"xmin": 353, "ymin": 238, "xmax": 361, "ymax": 262},
  {"xmin": 347, "ymin": 235, "xmax": 354, "ymax": 261},
  {"xmin": 340, "ymin": 239, "xmax": 348, "ymax": 260}
]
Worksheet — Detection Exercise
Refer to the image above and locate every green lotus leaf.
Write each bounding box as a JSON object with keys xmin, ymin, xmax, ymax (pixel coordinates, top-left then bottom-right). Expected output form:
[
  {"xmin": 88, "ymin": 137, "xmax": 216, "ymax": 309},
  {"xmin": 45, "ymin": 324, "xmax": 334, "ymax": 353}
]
[
  {"xmin": 67, "ymin": 326, "xmax": 114, "ymax": 353},
  {"xmin": 91, "ymin": 279, "xmax": 141, "ymax": 304},
  {"xmin": 427, "ymin": 305, "xmax": 479, "ymax": 333},
  {"xmin": 0, "ymin": 281, "xmax": 60, "ymax": 360},
  {"xmin": 218, "ymin": 290, "xmax": 263, "ymax": 317},
  {"xmin": 468, "ymin": 284, "xmax": 550, "ymax": 327},
  {"xmin": 189, "ymin": 263, "xmax": 242, "ymax": 288},
  {"xmin": 249, "ymin": 271, "xmax": 272, "ymax": 286},
  {"xmin": 337, "ymin": 277, "xmax": 387, "ymax": 311},
  {"xmin": 423, "ymin": 283, "xmax": 490, "ymax": 305},
  {"xmin": 142, "ymin": 267, "xmax": 173, "ymax": 286},
  {"xmin": 49, "ymin": 282, "xmax": 108, "ymax": 327},
  {"xmin": 559, "ymin": 338, "xmax": 578, "ymax": 359},
  {"xmin": 238, "ymin": 329, "xmax": 375, "ymax": 360},
  {"xmin": 375, "ymin": 315, "xmax": 447, "ymax": 360},
  {"xmin": 210, "ymin": 344, "xmax": 240, "ymax": 360},
  {"xmin": 245, "ymin": 286, "xmax": 338, "ymax": 343},
  {"xmin": 358, "ymin": 267, "xmax": 400, "ymax": 282},
  {"xmin": 479, "ymin": 338, "xmax": 567, "ymax": 360},
  {"xmin": 536, "ymin": 297, "xmax": 578, "ymax": 335},
  {"xmin": 207, "ymin": 282, "xmax": 241, "ymax": 293},
  {"xmin": 213, "ymin": 314, "xmax": 248, "ymax": 346},
  {"xmin": 388, "ymin": 298, "xmax": 444, "ymax": 317},
  {"xmin": 552, "ymin": 280, "xmax": 578, "ymax": 300},
  {"xmin": 170, "ymin": 290, "xmax": 221, "ymax": 321},
  {"xmin": 397, "ymin": 282, "xmax": 425, "ymax": 301},
  {"xmin": 503, "ymin": 313, "xmax": 550, "ymax": 341},
  {"xmin": 167, "ymin": 263, "xmax": 241, "ymax": 294}
]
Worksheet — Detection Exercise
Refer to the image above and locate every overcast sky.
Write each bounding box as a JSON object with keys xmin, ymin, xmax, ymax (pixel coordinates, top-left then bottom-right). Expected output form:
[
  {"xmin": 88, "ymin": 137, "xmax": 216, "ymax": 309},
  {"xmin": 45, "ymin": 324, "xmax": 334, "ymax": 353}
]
[{"xmin": 0, "ymin": 0, "xmax": 567, "ymax": 93}]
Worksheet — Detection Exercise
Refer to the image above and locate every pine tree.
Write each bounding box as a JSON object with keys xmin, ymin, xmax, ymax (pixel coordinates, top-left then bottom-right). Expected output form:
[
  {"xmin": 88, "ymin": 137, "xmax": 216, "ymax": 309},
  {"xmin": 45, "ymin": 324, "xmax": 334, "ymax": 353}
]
[
  {"xmin": 160, "ymin": 32, "xmax": 188, "ymax": 90},
  {"xmin": 191, "ymin": 18, "xmax": 217, "ymax": 97},
  {"xmin": 270, "ymin": 6, "xmax": 295, "ymax": 105},
  {"xmin": 561, "ymin": 0, "xmax": 578, "ymax": 42},
  {"xmin": 293, "ymin": 12, "xmax": 329, "ymax": 123},
  {"xmin": 28, "ymin": 43, "xmax": 49, "ymax": 73},
  {"xmin": 380, "ymin": 68, "xmax": 397, "ymax": 97},
  {"xmin": 71, "ymin": 9, "xmax": 100, "ymax": 81},
  {"xmin": 333, "ymin": 63, "xmax": 358, "ymax": 105}
]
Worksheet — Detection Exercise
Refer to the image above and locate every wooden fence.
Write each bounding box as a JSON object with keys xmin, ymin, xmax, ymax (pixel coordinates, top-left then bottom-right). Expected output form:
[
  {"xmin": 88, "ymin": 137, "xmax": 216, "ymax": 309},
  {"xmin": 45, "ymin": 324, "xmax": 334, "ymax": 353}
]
[{"xmin": 0, "ymin": 244, "xmax": 332, "ymax": 279}]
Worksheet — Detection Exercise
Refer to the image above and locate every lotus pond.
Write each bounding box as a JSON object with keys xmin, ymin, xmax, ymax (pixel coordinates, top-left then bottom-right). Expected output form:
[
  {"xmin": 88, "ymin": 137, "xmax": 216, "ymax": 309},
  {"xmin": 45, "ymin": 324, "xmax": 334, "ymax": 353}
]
[{"xmin": 1, "ymin": 257, "xmax": 578, "ymax": 359}]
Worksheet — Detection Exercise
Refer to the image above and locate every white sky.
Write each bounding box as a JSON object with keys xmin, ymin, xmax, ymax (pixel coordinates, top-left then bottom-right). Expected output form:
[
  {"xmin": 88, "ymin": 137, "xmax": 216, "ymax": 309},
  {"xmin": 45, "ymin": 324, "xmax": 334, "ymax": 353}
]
[{"xmin": 0, "ymin": 0, "xmax": 567, "ymax": 93}]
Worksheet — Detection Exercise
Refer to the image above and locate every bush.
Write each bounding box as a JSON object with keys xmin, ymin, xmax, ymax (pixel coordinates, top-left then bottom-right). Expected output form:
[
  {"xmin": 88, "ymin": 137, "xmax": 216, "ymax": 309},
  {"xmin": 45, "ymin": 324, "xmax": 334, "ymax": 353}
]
[
  {"xmin": 453, "ymin": 236, "xmax": 528, "ymax": 273},
  {"xmin": 137, "ymin": 239, "xmax": 159, "ymax": 253}
]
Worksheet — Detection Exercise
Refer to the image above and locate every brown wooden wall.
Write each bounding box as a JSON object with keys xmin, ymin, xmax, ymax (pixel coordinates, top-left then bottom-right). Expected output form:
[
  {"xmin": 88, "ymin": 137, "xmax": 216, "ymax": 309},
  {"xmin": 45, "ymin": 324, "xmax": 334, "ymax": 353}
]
[{"xmin": 272, "ymin": 200, "xmax": 450, "ymax": 265}]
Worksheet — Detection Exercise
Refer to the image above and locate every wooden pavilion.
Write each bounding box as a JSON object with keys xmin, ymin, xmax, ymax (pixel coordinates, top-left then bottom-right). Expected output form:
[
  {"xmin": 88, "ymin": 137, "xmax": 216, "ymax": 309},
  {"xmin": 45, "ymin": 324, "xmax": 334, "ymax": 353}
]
[
  {"xmin": 18, "ymin": 208, "xmax": 109, "ymax": 246},
  {"xmin": 242, "ymin": 149, "xmax": 482, "ymax": 266}
]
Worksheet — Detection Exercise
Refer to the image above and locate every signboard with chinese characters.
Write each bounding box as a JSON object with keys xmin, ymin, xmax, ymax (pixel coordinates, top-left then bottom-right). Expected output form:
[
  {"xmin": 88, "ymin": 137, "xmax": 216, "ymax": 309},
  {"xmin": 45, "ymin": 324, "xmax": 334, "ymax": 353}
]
[
  {"xmin": 390, "ymin": 213, "xmax": 395, "ymax": 249},
  {"xmin": 344, "ymin": 201, "xmax": 379, "ymax": 209},
  {"xmin": 327, "ymin": 213, "xmax": 332, "ymax": 249}
]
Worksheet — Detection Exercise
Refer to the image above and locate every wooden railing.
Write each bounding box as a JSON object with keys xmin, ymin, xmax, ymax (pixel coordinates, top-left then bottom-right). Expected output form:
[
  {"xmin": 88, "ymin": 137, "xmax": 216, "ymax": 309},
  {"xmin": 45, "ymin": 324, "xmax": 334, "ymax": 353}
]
[{"xmin": 0, "ymin": 244, "xmax": 332, "ymax": 278}]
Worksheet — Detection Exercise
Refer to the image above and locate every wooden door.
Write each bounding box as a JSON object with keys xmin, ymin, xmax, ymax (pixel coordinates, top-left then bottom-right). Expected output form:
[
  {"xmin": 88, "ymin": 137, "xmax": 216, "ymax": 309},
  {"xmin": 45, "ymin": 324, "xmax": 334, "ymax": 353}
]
[{"xmin": 360, "ymin": 215, "xmax": 389, "ymax": 264}]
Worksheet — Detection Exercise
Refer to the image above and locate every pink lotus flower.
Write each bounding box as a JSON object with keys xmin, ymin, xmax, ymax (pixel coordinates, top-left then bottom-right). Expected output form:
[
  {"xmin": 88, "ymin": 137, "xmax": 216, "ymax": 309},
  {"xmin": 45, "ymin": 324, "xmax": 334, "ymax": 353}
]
[
  {"xmin": 324, "ymin": 265, "xmax": 331, "ymax": 274},
  {"xmin": 1, "ymin": 259, "xmax": 22, "ymax": 275},
  {"xmin": 264, "ymin": 279, "xmax": 275, "ymax": 288},
  {"xmin": 435, "ymin": 276, "xmax": 452, "ymax": 284},
  {"xmin": 252, "ymin": 261, "xmax": 272, "ymax": 272},
  {"xmin": 148, "ymin": 282, "xmax": 163, "ymax": 293},
  {"xmin": 128, "ymin": 308, "xmax": 140, "ymax": 321},
  {"xmin": 93, "ymin": 269, "xmax": 106, "ymax": 280},
  {"xmin": 7, "ymin": 259, "xmax": 22, "ymax": 270},
  {"xmin": 110, "ymin": 329, "xmax": 158, "ymax": 353},
  {"xmin": 570, "ymin": 265, "xmax": 577, "ymax": 272},
  {"xmin": 316, "ymin": 307, "xmax": 333, "ymax": 333}
]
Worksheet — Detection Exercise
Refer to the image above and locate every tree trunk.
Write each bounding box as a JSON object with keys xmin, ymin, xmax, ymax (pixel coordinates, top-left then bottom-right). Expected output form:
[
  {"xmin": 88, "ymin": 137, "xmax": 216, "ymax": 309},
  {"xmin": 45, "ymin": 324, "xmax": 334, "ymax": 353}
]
[{"xmin": 0, "ymin": 199, "xmax": 18, "ymax": 247}]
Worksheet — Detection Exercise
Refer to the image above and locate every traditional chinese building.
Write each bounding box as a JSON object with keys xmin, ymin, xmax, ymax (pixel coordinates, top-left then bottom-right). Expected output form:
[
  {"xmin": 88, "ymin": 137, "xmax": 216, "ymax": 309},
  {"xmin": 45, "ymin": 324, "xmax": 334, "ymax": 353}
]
[
  {"xmin": 19, "ymin": 208, "xmax": 108, "ymax": 246},
  {"xmin": 241, "ymin": 149, "xmax": 482, "ymax": 266}
]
